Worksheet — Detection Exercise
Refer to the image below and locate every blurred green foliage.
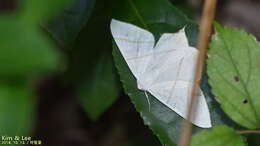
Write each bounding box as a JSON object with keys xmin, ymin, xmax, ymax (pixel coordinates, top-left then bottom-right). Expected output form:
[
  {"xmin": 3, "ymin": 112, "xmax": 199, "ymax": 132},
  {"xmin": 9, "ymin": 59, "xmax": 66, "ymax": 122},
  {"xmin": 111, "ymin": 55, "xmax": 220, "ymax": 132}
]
[
  {"xmin": 19, "ymin": 0, "xmax": 71, "ymax": 25},
  {"xmin": 77, "ymin": 51, "xmax": 120, "ymax": 120},
  {"xmin": 46, "ymin": 0, "xmax": 95, "ymax": 47},
  {"xmin": 0, "ymin": 0, "xmax": 70, "ymax": 143},
  {"xmin": 0, "ymin": 81, "xmax": 34, "ymax": 136},
  {"xmin": 0, "ymin": 19, "xmax": 60, "ymax": 77}
]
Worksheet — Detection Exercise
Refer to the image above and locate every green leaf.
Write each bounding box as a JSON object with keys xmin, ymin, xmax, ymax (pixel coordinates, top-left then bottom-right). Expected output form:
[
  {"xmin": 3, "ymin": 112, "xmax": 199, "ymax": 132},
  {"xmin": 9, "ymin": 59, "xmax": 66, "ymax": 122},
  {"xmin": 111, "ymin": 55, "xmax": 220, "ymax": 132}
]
[
  {"xmin": 207, "ymin": 22, "xmax": 260, "ymax": 129},
  {"xmin": 190, "ymin": 125, "xmax": 245, "ymax": 146},
  {"xmin": 46, "ymin": 0, "xmax": 95, "ymax": 47},
  {"xmin": 66, "ymin": 0, "xmax": 120, "ymax": 121},
  {"xmin": 0, "ymin": 81, "xmax": 35, "ymax": 137},
  {"xmin": 77, "ymin": 52, "xmax": 120, "ymax": 121},
  {"xmin": 19, "ymin": 0, "xmax": 71, "ymax": 25},
  {"xmin": 0, "ymin": 18, "xmax": 62, "ymax": 77},
  {"xmin": 110, "ymin": 0, "xmax": 187, "ymax": 40},
  {"xmin": 111, "ymin": 0, "xmax": 234, "ymax": 145}
]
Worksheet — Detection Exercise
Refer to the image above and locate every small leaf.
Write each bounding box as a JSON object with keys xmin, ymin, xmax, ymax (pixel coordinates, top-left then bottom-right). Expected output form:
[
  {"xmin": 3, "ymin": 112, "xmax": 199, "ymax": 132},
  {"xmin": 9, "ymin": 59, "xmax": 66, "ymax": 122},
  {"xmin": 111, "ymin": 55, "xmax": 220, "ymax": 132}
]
[
  {"xmin": 46, "ymin": 0, "xmax": 96, "ymax": 47},
  {"xmin": 207, "ymin": 23, "xmax": 260, "ymax": 129},
  {"xmin": 77, "ymin": 52, "xmax": 120, "ymax": 121},
  {"xmin": 111, "ymin": 0, "xmax": 234, "ymax": 145},
  {"xmin": 190, "ymin": 125, "xmax": 245, "ymax": 146},
  {"xmin": 0, "ymin": 81, "xmax": 35, "ymax": 136},
  {"xmin": 0, "ymin": 18, "xmax": 62, "ymax": 77}
]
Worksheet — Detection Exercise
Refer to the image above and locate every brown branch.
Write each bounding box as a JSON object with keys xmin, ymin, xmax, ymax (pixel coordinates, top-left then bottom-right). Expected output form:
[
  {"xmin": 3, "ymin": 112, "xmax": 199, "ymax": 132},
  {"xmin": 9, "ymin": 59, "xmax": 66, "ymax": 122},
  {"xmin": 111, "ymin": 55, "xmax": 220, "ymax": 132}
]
[
  {"xmin": 177, "ymin": 0, "xmax": 217, "ymax": 146},
  {"xmin": 236, "ymin": 130, "xmax": 260, "ymax": 135}
]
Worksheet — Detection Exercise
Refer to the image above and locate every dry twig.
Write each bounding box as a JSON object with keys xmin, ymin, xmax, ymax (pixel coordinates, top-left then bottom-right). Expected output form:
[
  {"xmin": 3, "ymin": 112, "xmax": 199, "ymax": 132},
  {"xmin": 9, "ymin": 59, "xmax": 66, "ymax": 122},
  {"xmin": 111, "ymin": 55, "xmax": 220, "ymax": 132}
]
[{"xmin": 177, "ymin": 0, "xmax": 217, "ymax": 146}]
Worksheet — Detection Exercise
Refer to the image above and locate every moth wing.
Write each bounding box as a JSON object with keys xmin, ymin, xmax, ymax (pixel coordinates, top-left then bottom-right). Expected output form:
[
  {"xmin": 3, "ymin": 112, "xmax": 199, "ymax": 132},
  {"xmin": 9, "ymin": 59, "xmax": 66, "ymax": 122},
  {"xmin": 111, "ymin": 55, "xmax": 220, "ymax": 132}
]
[
  {"xmin": 144, "ymin": 30, "xmax": 211, "ymax": 128},
  {"xmin": 139, "ymin": 29, "xmax": 193, "ymax": 88},
  {"xmin": 110, "ymin": 19, "xmax": 155, "ymax": 81},
  {"xmin": 148, "ymin": 81, "xmax": 211, "ymax": 128}
]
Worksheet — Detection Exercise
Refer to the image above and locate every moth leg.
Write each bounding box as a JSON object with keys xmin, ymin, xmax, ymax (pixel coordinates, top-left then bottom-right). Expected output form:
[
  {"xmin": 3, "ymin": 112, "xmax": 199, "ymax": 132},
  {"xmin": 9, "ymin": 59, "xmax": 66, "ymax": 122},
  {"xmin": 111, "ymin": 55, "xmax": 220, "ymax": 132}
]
[{"xmin": 144, "ymin": 91, "xmax": 151, "ymax": 112}]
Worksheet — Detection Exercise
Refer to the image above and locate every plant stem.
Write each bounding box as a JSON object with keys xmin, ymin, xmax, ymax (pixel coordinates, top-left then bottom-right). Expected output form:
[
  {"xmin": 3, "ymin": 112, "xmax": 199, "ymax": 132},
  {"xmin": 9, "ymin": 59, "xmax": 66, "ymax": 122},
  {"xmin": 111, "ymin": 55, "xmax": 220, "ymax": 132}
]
[
  {"xmin": 177, "ymin": 1, "xmax": 217, "ymax": 146},
  {"xmin": 236, "ymin": 130, "xmax": 260, "ymax": 135}
]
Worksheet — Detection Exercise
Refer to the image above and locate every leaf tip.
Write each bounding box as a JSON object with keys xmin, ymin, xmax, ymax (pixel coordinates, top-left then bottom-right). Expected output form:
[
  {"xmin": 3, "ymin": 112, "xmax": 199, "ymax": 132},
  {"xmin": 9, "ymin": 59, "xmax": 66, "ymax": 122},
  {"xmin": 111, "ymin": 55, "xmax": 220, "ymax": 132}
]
[{"xmin": 213, "ymin": 21, "xmax": 223, "ymax": 33}]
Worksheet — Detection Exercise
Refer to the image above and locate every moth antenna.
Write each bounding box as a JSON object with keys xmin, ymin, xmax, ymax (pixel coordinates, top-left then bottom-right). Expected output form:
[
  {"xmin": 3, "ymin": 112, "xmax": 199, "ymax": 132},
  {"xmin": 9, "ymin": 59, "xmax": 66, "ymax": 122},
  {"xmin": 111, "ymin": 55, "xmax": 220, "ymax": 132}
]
[{"xmin": 144, "ymin": 91, "xmax": 151, "ymax": 112}]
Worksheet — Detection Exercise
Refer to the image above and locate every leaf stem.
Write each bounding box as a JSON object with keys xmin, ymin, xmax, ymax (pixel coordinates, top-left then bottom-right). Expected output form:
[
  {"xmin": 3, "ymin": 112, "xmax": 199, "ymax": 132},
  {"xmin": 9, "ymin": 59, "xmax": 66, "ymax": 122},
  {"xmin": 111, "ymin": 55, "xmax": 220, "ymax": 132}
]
[
  {"xmin": 236, "ymin": 130, "xmax": 260, "ymax": 135},
  {"xmin": 177, "ymin": 0, "xmax": 217, "ymax": 146}
]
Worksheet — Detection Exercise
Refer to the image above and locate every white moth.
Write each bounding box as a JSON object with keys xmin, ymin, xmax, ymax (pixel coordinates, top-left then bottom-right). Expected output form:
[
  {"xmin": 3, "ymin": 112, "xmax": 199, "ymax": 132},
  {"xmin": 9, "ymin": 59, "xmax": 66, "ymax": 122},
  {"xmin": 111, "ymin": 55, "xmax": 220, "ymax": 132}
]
[{"xmin": 110, "ymin": 19, "xmax": 211, "ymax": 128}]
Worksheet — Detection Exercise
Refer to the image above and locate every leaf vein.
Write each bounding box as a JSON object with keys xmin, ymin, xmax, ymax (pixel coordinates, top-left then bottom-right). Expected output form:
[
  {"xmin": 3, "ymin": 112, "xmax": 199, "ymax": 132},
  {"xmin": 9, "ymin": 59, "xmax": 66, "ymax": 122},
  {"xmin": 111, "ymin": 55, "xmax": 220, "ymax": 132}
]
[{"xmin": 127, "ymin": 0, "xmax": 149, "ymax": 30}]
